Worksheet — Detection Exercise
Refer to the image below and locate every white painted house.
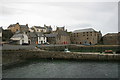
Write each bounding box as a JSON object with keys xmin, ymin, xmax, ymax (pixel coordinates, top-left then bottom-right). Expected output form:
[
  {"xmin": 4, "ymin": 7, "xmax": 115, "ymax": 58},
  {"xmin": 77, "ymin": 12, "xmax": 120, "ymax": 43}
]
[
  {"xmin": 36, "ymin": 32, "xmax": 47, "ymax": 44},
  {"xmin": 32, "ymin": 26, "xmax": 46, "ymax": 33},
  {"xmin": 10, "ymin": 33, "xmax": 29, "ymax": 45}
]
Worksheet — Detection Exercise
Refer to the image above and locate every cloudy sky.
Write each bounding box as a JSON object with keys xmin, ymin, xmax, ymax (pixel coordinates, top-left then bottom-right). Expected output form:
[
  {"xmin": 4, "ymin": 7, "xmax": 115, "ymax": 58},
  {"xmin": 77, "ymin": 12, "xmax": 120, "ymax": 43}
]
[{"xmin": 0, "ymin": 0, "xmax": 119, "ymax": 35}]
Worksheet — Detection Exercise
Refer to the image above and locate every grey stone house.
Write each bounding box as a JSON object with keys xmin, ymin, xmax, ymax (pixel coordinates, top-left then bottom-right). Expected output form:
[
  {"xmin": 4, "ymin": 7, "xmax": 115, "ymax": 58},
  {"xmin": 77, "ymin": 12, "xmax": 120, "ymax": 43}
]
[
  {"xmin": 103, "ymin": 33, "xmax": 119, "ymax": 45},
  {"xmin": 45, "ymin": 27, "xmax": 71, "ymax": 44}
]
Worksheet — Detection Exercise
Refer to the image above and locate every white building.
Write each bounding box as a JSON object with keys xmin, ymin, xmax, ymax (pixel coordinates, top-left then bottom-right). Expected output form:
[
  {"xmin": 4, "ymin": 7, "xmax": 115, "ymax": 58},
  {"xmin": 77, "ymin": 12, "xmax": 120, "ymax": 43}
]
[
  {"xmin": 32, "ymin": 26, "xmax": 46, "ymax": 32},
  {"xmin": 36, "ymin": 32, "xmax": 47, "ymax": 44},
  {"xmin": 10, "ymin": 33, "xmax": 29, "ymax": 45}
]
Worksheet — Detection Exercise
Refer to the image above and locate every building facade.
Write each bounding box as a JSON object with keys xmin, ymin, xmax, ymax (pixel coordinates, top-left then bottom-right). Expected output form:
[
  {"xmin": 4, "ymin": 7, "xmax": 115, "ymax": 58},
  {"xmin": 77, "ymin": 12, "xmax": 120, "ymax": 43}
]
[
  {"xmin": 27, "ymin": 32, "xmax": 37, "ymax": 45},
  {"xmin": 45, "ymin": 27, "xmax": 71, "ymax": 44},
  {"xmin": 10, "ymin": 33, "xmax": 29, "ymax": 45},
  {"xmin": 103, "ymin": 33, "xmax": 119, "ymax": 45},
  {"xmin": 36, "ymin": 32, "xmax": 47, "ymax": 44},
  {"xmin": 31, "ymin": 25, "xmax": 52, "ymax": 33},
  {"xmin": 70, "ymin": 28, "xmax": 102, "ymax": 45},
  {"xmin": 8, "ymin": 23, "xmax": 29, "ymax": 33},
  {"xmin": 32, "ymin": 26, "xmax": 46, "ymax": 33}
]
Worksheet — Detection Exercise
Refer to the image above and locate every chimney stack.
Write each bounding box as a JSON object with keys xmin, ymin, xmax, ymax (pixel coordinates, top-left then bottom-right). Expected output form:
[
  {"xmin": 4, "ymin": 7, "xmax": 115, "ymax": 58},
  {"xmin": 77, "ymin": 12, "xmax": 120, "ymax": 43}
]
[
  {"xmin": 26, "ymin": 24, "xmax": 28, "ymax": 27},
  {"xmin": 16, "ymin": 22, "xmax": 19, "ymax": 25}
]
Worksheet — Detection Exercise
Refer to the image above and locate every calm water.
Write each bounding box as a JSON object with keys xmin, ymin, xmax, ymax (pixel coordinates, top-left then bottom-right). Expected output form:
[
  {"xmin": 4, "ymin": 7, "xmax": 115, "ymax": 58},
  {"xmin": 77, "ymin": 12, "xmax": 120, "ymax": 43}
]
[{"xmin": 3, "ymin": 59, "xmax": 119, "ymax": 78}]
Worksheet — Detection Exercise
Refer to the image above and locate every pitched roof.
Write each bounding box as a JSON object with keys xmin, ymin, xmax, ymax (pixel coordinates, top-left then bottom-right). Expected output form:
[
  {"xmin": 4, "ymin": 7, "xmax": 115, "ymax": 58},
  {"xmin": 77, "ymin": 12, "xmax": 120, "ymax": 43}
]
[
  {"xmin": 8, "ymin": 24, "xmax": 28, "ymax": 29},
  {"xmin": 34, "ymin": 26, "xmax": 46, "ymax": 29},
  {"xmin": 35, "ymin": 32, "xmax": 45, "ymax": 37},
  {"xmin": 45, "ymin": 34, "xmax": 57, "ymax": 37},
  {"xmin": 27, "ymin": 32, "xmax": 37, "ymax": 38},
  {"xmin": 104, "ymin": 33, "xmax": 118, "ymax": 37},
  {"xmin": 8, "ymin": 24, "xmax": 16, "ymax": 28},
  {"xmin": 10, "ymin": 33, "xmax": 24, "ymax": 40},
  {"xmin": 73, "ymin": 28, "xmax": 95, "ymax": 33},
  {"xmin": 20, "ymin": 25, "xmax": 28, "ymax": 28}
]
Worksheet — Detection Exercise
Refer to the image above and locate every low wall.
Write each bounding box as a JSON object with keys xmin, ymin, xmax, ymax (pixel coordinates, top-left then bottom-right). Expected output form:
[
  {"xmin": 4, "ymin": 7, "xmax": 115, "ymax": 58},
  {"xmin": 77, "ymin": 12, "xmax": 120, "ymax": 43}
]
[
  {"xmin": 2, "ymin": 50, "xmax": 120, "ymax": 68},
  {"xmin": 39, "ymin": 45, "xmax": 120, "ymax": 52}
]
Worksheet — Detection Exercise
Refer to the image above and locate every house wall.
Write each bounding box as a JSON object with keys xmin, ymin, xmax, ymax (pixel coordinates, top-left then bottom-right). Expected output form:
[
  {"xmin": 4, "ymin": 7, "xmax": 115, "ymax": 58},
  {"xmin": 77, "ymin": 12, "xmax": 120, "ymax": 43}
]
[
  {"xmin": 38, "ymin": 36, "xmax": 47, "ymax": 44},
  {"xmin": 20, "ymin": 27, "xmax": 29, "ymax": 32},
  {"xmin": 103, "ymin": 34, "xmax": 119, "ymax": 45},
  {"xmin": 33, "ymin": 27, "xmax": 46, "ymax": 32},
  {"xmin": 56, "ymin": 36, "xmax": 70, "ymax": 44},
  {"xmin": 23, "ymin": 34, "xmax": 29, "ymax": 44},
  {"xmin": 8, "ymin": 24, "xmax": 20, "ymax": 33},
  {"xmin": 29, "ymin": 37, "xmax": 37, "ymax": 45},
  {"xmin": 70, "ymin": 31, "xmax": 102, "ymax": 44},
  {"xmin": 46, "ymin": 37, "xmax": 56, "ymax": 44},
  {"xmin": 0, "ymin": 32, "xmax": 2, "ymax": 37}
]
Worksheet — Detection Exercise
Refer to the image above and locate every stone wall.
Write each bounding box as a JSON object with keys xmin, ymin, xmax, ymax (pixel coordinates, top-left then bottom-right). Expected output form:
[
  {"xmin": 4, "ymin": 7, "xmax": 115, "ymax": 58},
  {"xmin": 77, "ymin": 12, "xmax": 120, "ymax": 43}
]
[
  {"xmin": 39, "ymin": 45, "xmax": 120, "ymax": 52},
  {"xmin": 2, "ymin": 50, "xmax": 120, "ymax": 68}
]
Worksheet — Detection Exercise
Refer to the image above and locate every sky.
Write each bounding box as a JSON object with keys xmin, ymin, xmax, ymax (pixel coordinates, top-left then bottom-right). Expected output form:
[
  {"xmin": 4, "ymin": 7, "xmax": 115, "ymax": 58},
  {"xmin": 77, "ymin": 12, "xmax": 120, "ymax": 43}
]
[{"xmin": 0, "ymin": 0, "xmax": 119, "ymax": 35}]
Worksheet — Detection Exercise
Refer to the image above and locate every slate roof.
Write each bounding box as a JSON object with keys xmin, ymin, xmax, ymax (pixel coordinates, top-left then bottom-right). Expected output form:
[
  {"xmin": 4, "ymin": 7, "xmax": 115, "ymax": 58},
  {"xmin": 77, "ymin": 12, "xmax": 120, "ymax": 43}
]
[
  {"xmin": 73, "ymin": 28, "xmax": 96, "ymax": 33},
  {"xmin": 8, "ymin": 24, "xmax": 28, "ymax": 29},
  {"xmin": 34, "ymin": 26, "xmax": 46, "ymax": 29},
  {"xmin": 20, "ymin": 25, "xmax": 28, "ymax": 28},
  {"xmin": 45, "ymin": 34, "xmax": 57, "ymax": 37},
  {"xmin": 35, "ymin": 32, "xmax": 45, "ymax": 37},
  {"xmin": 8, "ymin": 24, "xmax": 16, "ymax": 28},
  {"xmin": 27, "ymin": 32, "xmax": 37, "ymax": 38},
  {"xmin": 104, "ymin": 33, "xmax": 118, "ymax": 37},
  {"xmin": 11, "ymin": 34, "xmax": 23, "ymax": 38},
  {"xmin": 11, "ymin": 33, "xmax": 24, "ymax": 40}
]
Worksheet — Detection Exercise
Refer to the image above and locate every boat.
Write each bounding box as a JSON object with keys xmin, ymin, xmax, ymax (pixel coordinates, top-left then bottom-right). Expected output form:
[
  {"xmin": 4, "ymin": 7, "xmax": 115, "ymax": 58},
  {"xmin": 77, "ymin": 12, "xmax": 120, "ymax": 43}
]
[{"xmin": 64, "ymin": 48, "xmax": 70, "ymax": 52}]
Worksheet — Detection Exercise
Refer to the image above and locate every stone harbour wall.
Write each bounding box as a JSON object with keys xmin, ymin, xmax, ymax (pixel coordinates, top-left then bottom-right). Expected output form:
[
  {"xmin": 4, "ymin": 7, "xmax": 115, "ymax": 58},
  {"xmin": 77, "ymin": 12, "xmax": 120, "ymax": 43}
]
[{"xmin": 2, "ymin": 50, "xmax": 120, "ymax": 68}]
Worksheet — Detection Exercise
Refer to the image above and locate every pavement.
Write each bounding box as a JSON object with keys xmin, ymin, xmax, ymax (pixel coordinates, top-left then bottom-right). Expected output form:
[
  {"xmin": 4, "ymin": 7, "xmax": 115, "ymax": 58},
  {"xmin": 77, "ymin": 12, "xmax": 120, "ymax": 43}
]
[{"xmin": 2, "ymin": 44, "xmax": 37, "ymax": 50}]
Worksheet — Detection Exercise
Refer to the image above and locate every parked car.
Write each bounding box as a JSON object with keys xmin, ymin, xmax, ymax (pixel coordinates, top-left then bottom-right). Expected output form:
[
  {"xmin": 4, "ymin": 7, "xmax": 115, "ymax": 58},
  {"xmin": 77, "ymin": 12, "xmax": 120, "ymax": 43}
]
[{"xmin": 104, "ymin": 50, "xmax": 113, "ymax": 53}]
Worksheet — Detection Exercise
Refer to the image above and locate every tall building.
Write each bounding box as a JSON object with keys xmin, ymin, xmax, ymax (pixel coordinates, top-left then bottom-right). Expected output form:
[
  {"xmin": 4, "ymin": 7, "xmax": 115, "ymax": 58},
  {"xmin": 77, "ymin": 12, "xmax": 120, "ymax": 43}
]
[
  {"xmin": 70, "ymin": 28, "xmax": 102, "ymax": 45},
  {"xmin": 45, "ymin": 26, "xmax": 70, "ymax": 44}
]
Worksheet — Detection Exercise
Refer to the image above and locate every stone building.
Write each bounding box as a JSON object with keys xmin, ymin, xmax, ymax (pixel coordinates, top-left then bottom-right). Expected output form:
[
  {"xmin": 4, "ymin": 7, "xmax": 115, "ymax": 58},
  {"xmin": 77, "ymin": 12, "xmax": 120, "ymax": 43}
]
[
  {"xmin": 8, "ymin": 23, "xmax": 29, "ymax": 33},
  {"xmin": 70, "ymin": 28, "xmax": 102, "ymax": 45},
  {"xmin": 31, "ymin": 26, "xmax": 46, "ymax": 33},
  {"xmin": 45, "ymin": 27, "xmax": 70, "ymax": 44},
  {"xmin": 103, "ymin": 33, "xmax": 119, "ymax": 45},
  {"xmin": 27, "ymin": 32, "xmax": 37, "ymax": 45},
  {"xmin": 31, "ymin": 24, "xmax": 52, "ymax": 33},
  {"xmin": 45, "ymin": 34, "xmax": 57, "ymax": 44},
  {"xmin": 44, "ymin": 24, "xmax": 52, "ymax": 33}
]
